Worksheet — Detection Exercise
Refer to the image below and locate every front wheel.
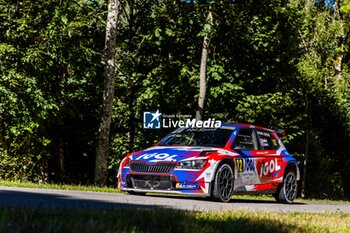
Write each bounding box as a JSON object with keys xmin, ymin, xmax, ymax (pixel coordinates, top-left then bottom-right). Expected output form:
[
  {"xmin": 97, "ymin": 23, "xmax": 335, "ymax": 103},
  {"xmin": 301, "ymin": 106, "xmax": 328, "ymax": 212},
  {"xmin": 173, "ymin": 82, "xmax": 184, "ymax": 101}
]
[
  {"xmin": 211, "ymin": 163, "xmax": 234, "ymax": 202},
  {"xmin": 275, "ymin": 170, "xmax": 298, "ymax": 203}
]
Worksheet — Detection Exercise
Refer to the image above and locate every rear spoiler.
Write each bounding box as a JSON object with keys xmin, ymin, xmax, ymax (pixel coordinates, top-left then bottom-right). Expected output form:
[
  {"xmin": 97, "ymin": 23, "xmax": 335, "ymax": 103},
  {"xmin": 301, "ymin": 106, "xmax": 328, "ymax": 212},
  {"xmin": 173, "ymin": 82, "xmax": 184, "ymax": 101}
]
[{"xmin": 276, "ymin": 129, "xmax": 286, "ymax": 137}]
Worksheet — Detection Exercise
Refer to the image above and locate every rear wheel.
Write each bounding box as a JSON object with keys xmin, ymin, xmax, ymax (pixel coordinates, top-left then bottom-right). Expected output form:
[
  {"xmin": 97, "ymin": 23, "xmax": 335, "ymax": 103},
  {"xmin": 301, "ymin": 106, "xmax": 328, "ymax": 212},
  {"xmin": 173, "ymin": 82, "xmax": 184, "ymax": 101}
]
[
  {"xmin": 275, "ymin": 170, "xmax": 297, "ymax": 203},
  {"xmin": 211, "ymin": 163, "xmax": 234, "ymax": 202}
]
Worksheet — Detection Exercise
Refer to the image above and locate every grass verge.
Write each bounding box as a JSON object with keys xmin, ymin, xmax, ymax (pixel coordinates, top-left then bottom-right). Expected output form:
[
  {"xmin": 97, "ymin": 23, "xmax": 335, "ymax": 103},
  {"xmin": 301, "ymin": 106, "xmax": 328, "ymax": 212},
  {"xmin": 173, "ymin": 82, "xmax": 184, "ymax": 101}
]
[
  {"xmin": 0, "ymin": 208, "xmax": 349, "ymax": 233},
  {"xmin": 0, "ymin": 180, "xmax": 118, "ymax": 193}
]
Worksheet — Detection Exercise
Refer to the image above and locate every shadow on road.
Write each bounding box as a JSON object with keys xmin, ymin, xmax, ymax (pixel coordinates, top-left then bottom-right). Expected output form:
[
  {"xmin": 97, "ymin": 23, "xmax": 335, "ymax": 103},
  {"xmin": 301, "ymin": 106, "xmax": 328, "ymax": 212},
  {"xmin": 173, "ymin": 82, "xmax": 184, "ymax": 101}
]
[
  {"xmin": 0, "ymin": 190, "xmax": 166, "ymax": 209},
  {"xmin": 145, "ymin": 192, "xmax": 306, "ymax": 205},
  {"xmin": 0, "ymin": 189, "xmax": 303, "ymax": 233},
  {"xmin": 0, "ymin": 189, "xmax": 305, "ymax": 210}
]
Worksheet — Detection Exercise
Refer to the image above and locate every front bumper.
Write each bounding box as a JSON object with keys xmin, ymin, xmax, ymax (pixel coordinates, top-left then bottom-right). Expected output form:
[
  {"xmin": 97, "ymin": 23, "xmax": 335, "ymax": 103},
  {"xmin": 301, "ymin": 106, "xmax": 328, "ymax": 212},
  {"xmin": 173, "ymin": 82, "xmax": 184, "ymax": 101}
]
[
  {"xmin": 119, "ymin": 166, "xmax": 210, "ymax": 195},
  {"xmin": 121, "ymin": 187, "xmax": 211, "ymax": 196}
]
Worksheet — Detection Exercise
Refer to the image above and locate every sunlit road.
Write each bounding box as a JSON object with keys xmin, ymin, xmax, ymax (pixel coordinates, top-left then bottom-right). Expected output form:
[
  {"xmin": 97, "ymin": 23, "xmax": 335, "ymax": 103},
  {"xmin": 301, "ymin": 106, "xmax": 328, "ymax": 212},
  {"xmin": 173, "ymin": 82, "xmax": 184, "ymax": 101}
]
[{"xmin": 0, "ymin": 186, "xmax": 349, "ymax": 213}]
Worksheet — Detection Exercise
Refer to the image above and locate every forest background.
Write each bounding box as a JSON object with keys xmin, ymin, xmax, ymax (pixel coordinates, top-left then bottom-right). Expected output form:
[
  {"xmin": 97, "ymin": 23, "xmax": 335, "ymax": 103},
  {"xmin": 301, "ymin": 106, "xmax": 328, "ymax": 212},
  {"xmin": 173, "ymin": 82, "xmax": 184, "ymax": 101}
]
[{"xmin": 1, "ymin": 0, "xmax": 350, "ymax": 199}]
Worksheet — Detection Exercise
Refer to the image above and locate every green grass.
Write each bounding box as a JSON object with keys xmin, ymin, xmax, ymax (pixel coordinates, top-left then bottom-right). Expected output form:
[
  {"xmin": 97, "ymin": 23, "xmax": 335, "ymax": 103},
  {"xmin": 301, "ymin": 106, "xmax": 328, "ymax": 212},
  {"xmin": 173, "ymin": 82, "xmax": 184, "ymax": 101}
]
[
  {"xmin": 0, "ymin": 180, "xmax": 119, "ymax": 193},
  {"xmin": 0, "ymin": 208, "xmax": 349, "ymax": 233}
]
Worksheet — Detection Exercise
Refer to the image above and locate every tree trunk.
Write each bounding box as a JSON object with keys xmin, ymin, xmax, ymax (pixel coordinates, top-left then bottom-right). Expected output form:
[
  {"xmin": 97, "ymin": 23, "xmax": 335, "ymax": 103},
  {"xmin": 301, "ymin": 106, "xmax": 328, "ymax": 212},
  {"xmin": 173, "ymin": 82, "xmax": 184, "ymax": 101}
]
[
  {"xmin": 334, "ymin": 1, "xmax": 348, "ymax": 85},
  {"xmin": 56, "ymin": 73, "xmax": 66, "ymax": 180},
  {"xmin": 334, "ymin": 21, "xmax": 344, "ymax": 82},
  {"xmin": 301, "ymin": 128, "xmax": 309, "ymax": 198},
  {"xmin": 57, "ymin": 127, "xmax": 65, "ymax": 179},
  {"xmin": 196, "ymin": 5, "xmax": 213, "ymax": 121},
  {"xmin": 335, "ymin": 1, "xmax": 350, "ymax": 199},
  {"xmin": 301, "ymin": 95, "xmax": 310, "ymax": 198},
  {"xmin": 95, "ymin": 0, "xmax": 120, "ymax": 186}
]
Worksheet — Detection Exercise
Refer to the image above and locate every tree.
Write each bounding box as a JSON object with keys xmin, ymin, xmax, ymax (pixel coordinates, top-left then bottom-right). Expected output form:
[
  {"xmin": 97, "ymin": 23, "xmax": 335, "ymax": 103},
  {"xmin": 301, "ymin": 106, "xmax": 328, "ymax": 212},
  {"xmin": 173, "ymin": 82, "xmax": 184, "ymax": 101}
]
[
  {"xmin": 196, "ymin": 4, "xmax": 213, "ymax": 120},
  {"xmin": 95, "ymin": 0, "xmax": 120, "ymax": 186},
  {"xmin": 293, "ymin": 0, "xmax": 350, "ymax": 199},
  {"xmin": 0, "ymin": 0, "xmax": 105, "ymax": 182}
]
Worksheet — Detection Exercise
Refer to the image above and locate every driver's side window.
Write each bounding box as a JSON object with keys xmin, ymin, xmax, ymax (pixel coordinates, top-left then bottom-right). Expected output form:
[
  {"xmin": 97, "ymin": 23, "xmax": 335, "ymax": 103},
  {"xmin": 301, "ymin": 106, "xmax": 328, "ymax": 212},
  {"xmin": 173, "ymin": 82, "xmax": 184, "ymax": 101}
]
[{"xmin": 231, "ymin": 128, "xmax": 257, "ymax": 150}]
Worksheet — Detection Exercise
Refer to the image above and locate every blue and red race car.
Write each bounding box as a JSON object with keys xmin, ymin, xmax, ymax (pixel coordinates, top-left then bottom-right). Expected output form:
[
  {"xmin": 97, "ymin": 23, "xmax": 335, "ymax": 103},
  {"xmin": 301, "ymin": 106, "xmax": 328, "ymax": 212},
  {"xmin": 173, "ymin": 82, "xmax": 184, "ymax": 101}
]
[{"xmin": 118, "ymin": 123, "xmax": 300, "ymax": 203}]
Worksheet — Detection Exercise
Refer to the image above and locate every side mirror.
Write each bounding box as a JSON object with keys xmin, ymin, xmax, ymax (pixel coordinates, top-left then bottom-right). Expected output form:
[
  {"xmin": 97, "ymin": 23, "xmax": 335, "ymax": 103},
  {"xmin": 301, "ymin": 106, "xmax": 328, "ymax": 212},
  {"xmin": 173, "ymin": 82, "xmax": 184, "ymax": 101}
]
[{"xmin": 276, "ymin": 129, "xmax": 286, "ymax": 137}]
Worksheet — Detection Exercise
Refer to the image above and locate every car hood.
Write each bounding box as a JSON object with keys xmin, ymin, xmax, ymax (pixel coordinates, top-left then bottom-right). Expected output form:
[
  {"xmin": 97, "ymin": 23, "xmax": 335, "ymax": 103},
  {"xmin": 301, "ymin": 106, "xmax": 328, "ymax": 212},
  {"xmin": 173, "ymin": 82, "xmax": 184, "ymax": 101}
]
[{"xmin": 129, "ymin": 146, "xmax": 222, "ymax": 164}]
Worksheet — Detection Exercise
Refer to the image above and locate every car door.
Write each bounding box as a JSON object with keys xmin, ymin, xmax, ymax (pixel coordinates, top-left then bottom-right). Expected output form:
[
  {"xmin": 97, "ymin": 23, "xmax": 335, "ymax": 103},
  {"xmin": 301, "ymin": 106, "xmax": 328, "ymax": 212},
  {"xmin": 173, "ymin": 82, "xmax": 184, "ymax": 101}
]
[
  {"xmin": 253, "ymin": 129, "xmax": 283, "ymax": 184},
  {"xmin": 231, "ymin": 128, "xmax": 260, "ymax": 188}
]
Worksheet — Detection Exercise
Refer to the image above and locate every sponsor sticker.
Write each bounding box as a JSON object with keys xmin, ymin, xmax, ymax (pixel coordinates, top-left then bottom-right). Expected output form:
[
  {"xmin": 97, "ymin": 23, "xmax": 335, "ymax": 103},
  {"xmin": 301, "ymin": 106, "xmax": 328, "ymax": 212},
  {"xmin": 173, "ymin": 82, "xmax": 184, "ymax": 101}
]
[{"xmin": 175, "ymin": 183, "xmax": 199, "ymax": 189}]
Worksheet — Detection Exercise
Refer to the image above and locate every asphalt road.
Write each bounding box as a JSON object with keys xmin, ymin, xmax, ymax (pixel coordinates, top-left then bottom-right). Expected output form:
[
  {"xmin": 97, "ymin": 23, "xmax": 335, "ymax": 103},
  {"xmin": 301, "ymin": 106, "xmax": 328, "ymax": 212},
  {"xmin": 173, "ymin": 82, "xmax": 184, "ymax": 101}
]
[{"xmin": 0, "ymin": 186, "xmax": 349, "ymax": 213}]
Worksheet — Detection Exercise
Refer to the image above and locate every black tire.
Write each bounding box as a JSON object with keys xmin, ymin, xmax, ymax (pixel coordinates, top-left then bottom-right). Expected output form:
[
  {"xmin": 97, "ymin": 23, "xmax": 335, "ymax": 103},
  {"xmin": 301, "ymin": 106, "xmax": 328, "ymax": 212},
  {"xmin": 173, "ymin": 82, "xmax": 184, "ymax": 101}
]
[
  {"xmin": 211, "ymin": 163, "xmax": 234, "ymax": 202},
  {"xmin": 274, "ymin": 170, "xmax": 298, "ymax": 203}
]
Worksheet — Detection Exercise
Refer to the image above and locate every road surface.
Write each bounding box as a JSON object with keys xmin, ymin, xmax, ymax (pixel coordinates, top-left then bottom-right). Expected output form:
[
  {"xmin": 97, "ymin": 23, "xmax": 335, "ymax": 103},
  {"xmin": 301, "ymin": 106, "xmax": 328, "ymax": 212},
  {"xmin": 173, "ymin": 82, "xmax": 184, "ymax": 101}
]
[{"xmin": 0, "ymin": 186, "xmax": 349, "ymax": 213}]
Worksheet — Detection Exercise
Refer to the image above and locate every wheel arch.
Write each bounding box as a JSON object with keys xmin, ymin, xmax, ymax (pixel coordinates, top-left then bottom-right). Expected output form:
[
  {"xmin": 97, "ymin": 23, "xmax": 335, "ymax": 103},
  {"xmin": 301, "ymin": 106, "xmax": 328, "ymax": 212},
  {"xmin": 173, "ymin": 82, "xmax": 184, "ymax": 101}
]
[
  {"xmin": 215, "ymin": 158, "xmax": 235, "ymax": 174},
  {"xmin": 285, "ymin": 162, "xmax": 300, "ymax": 181}
]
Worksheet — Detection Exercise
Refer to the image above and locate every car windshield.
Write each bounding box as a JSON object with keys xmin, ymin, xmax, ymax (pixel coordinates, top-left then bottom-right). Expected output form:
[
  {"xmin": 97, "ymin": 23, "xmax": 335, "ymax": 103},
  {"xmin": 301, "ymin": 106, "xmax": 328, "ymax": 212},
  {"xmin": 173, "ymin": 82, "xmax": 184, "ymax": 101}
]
[{"xmin": 158, "ymin": 128, "xmax": 233, "ymax": 148}]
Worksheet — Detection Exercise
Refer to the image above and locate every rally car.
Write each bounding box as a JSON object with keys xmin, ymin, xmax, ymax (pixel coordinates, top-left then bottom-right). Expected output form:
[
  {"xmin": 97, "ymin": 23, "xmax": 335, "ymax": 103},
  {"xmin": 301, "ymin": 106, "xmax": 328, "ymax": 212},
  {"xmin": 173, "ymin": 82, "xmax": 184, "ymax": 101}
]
[{"xmin": 117, "ymin": 123, "xmax": 299, "ymax": 203}]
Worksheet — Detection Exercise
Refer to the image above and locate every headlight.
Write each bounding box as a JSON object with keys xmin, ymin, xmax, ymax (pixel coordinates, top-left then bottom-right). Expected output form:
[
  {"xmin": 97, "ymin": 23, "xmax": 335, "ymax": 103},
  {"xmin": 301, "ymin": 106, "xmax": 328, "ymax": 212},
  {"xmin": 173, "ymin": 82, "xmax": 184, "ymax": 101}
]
[{"xmin": 177, "ymin": 159, "xmax": 206, "ymax": 169}]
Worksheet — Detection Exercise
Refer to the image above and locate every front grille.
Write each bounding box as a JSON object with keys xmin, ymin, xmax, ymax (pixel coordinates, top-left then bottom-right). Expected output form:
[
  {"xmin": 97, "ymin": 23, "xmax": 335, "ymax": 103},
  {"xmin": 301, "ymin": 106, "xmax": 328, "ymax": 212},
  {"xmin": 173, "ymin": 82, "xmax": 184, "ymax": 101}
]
[
  {"xmin": 129, "ymin": 175, "xmax": 174, "ymax": 190},
  {"xmin": 130, "ymin": 162, "xmax": 177, "ymax": 174}
]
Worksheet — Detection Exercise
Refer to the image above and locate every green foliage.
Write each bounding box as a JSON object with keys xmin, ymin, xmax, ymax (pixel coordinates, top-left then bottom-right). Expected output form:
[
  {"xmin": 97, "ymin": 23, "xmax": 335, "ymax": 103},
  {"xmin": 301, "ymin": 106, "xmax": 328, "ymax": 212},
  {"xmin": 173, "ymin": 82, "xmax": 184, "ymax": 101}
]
[
  {"xmin": 1, "ymin": 0, "xmax": 350, "ymax": 199},
  {"xmin": 291, "ymin": 0, "xmax": 350, "ymax": 198},
  {"xmin": 0, "ymin": 0, "xmax": 106, "ymax": 182},
  {"xmin": 341, "ymin": 0, "xmax": 350, "ymax": 13}
]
